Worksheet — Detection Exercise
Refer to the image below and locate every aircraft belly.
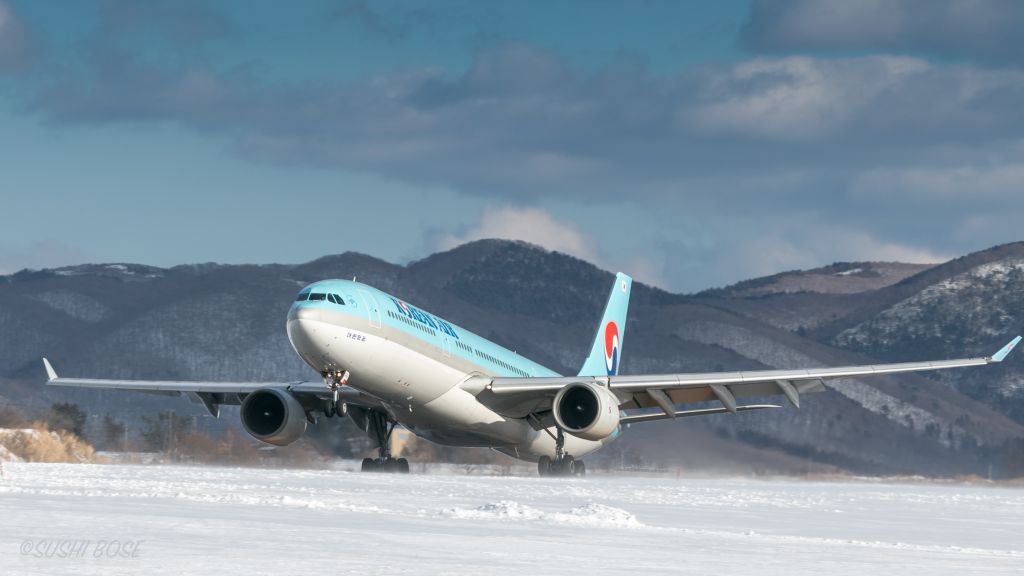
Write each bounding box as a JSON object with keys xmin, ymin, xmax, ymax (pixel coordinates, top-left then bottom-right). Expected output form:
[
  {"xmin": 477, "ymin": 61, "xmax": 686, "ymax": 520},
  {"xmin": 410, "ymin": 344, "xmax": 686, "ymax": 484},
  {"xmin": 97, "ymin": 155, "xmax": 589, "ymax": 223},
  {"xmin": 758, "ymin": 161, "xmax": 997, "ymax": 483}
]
[
  {"xmin": 396, "ymin": 387, "xmax": 531, "ymax": 447},
  {"xmin": 359, "ymin": 337, "xmax": 463, "ymax": 405},
  {"xmin": 391, "ymin": 387, "xmax": 612, "ymax": 462}
]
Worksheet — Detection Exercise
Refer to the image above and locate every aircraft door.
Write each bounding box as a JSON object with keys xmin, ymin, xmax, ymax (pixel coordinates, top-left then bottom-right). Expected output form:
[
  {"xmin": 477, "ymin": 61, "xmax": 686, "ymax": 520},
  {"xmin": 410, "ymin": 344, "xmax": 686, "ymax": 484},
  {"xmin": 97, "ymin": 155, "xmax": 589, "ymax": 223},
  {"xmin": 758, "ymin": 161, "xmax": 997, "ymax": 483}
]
[{"xmin": 358, "ymin": 289, "xmax": 382, "ymax": 329}]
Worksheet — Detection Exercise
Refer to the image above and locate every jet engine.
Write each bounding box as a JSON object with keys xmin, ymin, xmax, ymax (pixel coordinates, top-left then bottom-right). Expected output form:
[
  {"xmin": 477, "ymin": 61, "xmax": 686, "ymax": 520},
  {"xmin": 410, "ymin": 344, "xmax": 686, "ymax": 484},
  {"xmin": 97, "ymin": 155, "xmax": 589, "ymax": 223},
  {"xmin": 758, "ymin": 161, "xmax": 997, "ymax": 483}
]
[
  {"xmin": 240, "ymin": 388, "xmax": 307, "ymax": 446},
  {"xmin": 552, "ymin": 382, "xmax": 621, "ymax": 441}
]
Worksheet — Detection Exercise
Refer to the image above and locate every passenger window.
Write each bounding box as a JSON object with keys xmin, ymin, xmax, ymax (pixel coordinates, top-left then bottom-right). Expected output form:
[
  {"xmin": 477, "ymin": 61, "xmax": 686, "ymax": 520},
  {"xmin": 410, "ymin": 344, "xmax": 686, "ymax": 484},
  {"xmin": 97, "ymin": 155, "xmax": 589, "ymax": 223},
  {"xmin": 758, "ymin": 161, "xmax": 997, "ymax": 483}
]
[{"xmin": 309, "ymin": 293, "xmax": 326, "ymax": 301}]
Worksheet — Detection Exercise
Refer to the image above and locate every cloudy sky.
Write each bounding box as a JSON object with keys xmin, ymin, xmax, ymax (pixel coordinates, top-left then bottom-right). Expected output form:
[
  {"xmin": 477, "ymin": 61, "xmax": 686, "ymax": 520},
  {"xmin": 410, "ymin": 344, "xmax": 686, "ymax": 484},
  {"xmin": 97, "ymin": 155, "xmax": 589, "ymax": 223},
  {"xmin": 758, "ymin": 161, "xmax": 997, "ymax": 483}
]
[{"xmin": 2, "ymin": 0, "xmax": 1023, "ymax": 292}]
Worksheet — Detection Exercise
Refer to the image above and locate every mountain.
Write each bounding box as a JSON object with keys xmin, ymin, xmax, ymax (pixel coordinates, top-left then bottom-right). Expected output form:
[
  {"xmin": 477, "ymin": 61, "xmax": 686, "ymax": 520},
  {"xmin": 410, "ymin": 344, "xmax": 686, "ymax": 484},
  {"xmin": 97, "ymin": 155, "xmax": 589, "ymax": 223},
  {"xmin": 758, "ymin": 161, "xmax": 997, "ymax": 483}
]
[
  {"xmin": 1, "ymin": 239, "xmax": 1023, "ymax": 477},
  {"xmin": 705, "ymin": 261, "xmax": 935, "ymax": 298}
]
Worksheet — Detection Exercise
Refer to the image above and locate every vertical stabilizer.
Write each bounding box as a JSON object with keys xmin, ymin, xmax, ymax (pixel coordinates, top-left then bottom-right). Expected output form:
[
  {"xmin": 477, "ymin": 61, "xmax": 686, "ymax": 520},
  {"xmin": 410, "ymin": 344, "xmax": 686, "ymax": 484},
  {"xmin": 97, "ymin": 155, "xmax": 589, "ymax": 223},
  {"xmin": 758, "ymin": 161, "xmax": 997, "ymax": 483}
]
[{"xmin": 578, "ymin": 273, "xmax": 632, "ymax": 377}]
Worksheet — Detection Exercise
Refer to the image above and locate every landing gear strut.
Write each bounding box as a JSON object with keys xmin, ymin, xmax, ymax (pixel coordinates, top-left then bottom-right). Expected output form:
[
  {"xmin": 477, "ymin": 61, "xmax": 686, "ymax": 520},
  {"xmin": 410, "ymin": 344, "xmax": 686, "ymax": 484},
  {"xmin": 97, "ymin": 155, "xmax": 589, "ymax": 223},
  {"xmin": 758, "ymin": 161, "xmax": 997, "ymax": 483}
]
[
  {"xmin": 538, "ymin": 428, "xmax": 586, "ymax": 477},
  {"xmin": 322, "ymin": 369, "xmax": 349, "ymax": 418},
  {"xmin": 358, "ymin": 409, "xmax": 409, "ymax": 474}
]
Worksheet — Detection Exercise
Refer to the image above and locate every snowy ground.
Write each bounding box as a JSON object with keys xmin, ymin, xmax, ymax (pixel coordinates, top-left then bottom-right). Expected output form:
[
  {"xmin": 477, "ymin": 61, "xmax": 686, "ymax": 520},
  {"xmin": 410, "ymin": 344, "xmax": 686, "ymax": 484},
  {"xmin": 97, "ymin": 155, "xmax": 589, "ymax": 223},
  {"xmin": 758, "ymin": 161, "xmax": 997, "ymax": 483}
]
[{"xmin": 1, "ymin": 463, "xmax": 1021, "ymax": 575}]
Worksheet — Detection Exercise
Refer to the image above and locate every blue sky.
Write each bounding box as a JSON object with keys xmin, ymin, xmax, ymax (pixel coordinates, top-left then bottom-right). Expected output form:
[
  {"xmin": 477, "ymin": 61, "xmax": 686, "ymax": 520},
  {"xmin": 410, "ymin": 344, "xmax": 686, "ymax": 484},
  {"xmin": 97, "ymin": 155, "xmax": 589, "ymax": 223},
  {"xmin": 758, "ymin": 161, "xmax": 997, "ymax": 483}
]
[{"xmin": 2, "ymin": 1, "xmax": 1024, "ymax": 292}]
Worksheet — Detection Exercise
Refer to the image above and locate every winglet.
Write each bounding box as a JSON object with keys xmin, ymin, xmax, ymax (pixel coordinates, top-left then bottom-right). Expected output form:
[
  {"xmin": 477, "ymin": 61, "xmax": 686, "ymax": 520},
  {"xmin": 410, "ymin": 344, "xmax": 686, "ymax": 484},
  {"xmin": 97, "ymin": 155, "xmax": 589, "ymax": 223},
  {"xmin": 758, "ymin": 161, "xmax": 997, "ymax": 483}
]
[
  {"xmin": 991, "ymin": 336, "xmax": 1022, "ymax": 363},
  {"xmin": 42, "ymin": 358, "xmax": 58, "ymax": 381}
]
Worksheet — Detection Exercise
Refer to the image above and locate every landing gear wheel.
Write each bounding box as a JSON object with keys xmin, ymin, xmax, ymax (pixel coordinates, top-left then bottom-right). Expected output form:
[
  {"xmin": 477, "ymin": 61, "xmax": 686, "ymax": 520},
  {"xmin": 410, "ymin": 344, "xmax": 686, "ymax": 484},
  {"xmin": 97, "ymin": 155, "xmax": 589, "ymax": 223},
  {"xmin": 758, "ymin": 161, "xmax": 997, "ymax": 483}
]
[
  {"xmin": 540, "ymin": 428, "xmax": 585, "ymax": 478},
  {"xmin": 538, "ymin": 456, "xmax": 552, "ymax": 477},
  {"xmin": 355, "ymin": 409, "xmax": 415, "ymax": 473},
  {"xmin": 562, "ymin": 455, "xmax": 575, "ymax": 477},
  {"xmin": 574, "ymin": 461, "xmax": 586, "ymax": 477},
  {"xmin": 360, "ymin": 457, "xmax": 409, "ymax": 474}
]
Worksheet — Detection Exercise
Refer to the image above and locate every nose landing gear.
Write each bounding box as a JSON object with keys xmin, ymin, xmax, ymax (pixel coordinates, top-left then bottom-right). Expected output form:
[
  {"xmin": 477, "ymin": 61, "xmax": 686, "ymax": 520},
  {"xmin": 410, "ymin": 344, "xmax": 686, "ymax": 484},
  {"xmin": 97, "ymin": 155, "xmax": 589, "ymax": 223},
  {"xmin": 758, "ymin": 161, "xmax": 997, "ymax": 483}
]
[
  {"xmin": 538, "ymin": 428, "xmax": 586, "ymax": 477},
  {"xmin": 322, "ymin": 369, "xmax": 349, "ymax": 418}
]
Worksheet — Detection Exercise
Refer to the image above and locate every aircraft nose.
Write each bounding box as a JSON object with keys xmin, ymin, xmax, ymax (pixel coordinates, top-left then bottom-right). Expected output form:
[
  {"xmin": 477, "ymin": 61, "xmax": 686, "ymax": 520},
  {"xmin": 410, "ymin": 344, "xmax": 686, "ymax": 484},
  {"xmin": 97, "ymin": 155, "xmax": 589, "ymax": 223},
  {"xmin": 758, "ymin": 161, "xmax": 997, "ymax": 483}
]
[
  {"xmin": 292, "ymin": 305, "xmax": 319, "ymax": 323},
  {"xmin": 286, "ymin": 304, "xmax": 324, "ymax": 350},
  {"xmin": 287, "ymin": 313, "xmax": 324, "ymax": 363},
  {"xmin": 289, "ymin": 305, "xmax": 322, "ymax": 322}
]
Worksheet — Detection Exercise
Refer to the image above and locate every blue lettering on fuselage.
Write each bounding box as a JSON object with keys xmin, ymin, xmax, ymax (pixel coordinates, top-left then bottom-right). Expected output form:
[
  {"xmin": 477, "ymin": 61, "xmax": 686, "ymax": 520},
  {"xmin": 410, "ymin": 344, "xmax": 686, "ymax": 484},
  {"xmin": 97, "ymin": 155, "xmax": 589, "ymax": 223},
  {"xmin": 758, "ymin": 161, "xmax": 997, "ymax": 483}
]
[
  {"xmin": 437, "ymin": 320, "xmax": 458, "ymax": 338},
  {"xmin": 390, "ymin": 297, "xmax": 460, "ymax": 339}
]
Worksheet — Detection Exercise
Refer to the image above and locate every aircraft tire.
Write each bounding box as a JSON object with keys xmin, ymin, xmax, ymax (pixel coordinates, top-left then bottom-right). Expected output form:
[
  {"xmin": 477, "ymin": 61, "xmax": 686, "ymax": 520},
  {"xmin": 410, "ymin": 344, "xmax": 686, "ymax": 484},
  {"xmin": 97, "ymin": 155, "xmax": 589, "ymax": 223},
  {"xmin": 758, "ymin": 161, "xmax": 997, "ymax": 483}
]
[
  {"xmin": 562, "ymin": 455, "xmax": 575, "ymax": 477},
  {"xmin": 538, "ymin": 456, "xmax": 552, "ymax": 477}
]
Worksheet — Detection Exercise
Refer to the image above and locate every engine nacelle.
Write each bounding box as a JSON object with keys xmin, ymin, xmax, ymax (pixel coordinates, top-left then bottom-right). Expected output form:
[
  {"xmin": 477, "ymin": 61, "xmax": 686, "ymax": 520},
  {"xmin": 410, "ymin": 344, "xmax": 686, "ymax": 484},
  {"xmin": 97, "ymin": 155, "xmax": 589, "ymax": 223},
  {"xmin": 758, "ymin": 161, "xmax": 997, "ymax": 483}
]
[
  {"xmin": 553, "ymin": 382, "xmax": 621, "ymax": 441},
  {"xmin": 240, "ymin": 388, "xmax": 307, "ymax": 446}
]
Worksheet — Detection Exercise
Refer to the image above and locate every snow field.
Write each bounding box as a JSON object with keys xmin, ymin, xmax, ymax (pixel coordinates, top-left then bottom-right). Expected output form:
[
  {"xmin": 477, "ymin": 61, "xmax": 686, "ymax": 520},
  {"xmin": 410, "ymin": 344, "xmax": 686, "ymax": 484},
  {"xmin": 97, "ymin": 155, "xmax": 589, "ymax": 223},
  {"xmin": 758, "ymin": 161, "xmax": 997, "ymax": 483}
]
[{"xmin": 0, "ymin": 463, "xmax": 1021, "ymax": 575}]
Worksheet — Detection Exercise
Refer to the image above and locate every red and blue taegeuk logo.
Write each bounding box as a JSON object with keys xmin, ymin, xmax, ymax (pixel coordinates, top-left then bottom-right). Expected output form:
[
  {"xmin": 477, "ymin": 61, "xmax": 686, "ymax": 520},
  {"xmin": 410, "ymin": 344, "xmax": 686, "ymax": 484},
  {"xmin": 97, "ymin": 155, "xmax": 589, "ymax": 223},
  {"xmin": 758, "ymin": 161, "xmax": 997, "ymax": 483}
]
[{"xmin": 604, "ymin": 321, "xmax": 619, "ymax": 376}]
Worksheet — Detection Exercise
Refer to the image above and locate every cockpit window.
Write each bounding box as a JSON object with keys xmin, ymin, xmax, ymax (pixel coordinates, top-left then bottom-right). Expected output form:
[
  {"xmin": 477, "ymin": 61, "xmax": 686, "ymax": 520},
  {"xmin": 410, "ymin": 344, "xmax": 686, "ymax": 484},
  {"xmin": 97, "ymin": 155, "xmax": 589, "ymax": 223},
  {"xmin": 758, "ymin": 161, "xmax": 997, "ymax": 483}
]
[
  {"xmin": 331, "ymin": 294, "xmax": 345, "ymax": 305},
  {"xmin": 308, "ymin": 293, "xmax": 327, "ymax": 301},
  {"xmin": 295, "ymin": 290, "xmax": 310, "ymax": 301}
]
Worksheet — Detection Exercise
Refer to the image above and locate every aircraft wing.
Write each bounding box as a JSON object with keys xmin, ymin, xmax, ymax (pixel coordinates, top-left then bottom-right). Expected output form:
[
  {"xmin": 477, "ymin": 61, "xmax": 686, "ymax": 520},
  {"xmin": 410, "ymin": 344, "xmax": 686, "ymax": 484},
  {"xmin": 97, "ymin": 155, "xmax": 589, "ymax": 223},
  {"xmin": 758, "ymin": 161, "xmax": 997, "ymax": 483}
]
[
  {"xmin": 42, "ymin": 359, "xmax": 385, "ymax": 417},
  {"xmin": 480, "ymin": 336, "xmax": 1022, "ymax": 419}
]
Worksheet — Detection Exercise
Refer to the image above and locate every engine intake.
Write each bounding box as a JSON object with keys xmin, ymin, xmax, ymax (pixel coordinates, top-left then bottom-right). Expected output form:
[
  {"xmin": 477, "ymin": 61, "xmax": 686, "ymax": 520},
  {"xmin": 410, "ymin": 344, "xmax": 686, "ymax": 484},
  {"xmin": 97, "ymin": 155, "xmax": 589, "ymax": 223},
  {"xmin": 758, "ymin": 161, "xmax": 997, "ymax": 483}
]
[
  {"xmin": 240, "ymin": 388, "xmax": 307, "ymax": 446},
  {"xmin": 553, "ymin": 382, "xmax": 621, "ymax": 441}
]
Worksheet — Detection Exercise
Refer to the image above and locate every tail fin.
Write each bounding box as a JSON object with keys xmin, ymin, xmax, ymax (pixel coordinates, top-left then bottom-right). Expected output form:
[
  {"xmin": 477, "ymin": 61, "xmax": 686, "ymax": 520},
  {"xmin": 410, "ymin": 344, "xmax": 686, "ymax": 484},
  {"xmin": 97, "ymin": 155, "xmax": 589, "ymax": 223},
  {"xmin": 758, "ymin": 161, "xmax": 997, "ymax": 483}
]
[{"xmin": 578, "ymin": 272, "xmax": 632, "ymax": 377}]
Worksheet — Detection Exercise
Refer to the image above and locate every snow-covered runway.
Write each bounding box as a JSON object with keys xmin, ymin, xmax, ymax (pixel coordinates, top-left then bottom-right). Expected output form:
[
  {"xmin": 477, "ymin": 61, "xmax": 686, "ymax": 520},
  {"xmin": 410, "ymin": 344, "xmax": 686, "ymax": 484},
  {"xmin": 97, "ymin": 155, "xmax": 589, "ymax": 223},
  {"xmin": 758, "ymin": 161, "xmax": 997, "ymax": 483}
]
[{"xmin": 1, "ymin": 463, "xmax": 1021, "ymax": 575}]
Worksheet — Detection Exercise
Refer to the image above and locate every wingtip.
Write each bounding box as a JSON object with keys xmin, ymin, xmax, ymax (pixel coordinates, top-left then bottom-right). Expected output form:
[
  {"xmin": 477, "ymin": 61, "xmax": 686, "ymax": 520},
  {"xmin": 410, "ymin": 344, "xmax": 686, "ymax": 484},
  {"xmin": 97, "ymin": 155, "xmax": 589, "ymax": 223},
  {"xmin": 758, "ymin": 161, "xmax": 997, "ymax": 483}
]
[
  {"xmin": 42, "ymin": 357, "xmax": 57, "ymax": 381},
  {"xmin": 991, "ymin": 336, "xmax": 1022, "ymax": 363}
]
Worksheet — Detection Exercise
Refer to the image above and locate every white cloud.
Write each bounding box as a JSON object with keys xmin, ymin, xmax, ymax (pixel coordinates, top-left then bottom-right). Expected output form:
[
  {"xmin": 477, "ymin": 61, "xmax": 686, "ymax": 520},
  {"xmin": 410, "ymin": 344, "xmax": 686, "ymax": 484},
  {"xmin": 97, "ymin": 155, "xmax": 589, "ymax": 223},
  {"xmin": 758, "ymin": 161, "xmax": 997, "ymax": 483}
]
[
  {"xmin": 437, "ymin": 206, "xmax": 599, "ymax": 263},
  {"xmin": 687, "ymin": 56, "xmax": 931, "ymax": 140},
  {"xmin": 435, "ymin": 206, "xmax": 673, "ymax": 289}
]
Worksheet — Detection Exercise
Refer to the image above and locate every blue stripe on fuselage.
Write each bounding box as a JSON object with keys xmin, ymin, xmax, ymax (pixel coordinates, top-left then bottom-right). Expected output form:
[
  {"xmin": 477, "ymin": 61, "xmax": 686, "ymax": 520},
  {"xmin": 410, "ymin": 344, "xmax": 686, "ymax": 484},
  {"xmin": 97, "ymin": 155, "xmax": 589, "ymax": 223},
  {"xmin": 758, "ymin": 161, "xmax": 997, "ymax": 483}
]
[{"xmin": 293, "ymin": 279, "xmax": 560, "ymax": 378}]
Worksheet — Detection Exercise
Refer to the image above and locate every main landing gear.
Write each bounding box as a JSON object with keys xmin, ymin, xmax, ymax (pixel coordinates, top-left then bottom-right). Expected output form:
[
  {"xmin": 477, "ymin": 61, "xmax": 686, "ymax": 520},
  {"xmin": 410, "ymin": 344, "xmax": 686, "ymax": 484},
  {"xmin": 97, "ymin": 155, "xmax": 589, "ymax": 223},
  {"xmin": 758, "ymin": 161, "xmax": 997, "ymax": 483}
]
[
  {"xmin": 322, "ymin": 370, "xmax": 410, "ymax": 474},
  {"xmin": 359, "ymin": 408, "xmax": 409, "ymax": 474},
  {"xmin": 538, "ymin": 428, "xmax": 586, "ymax": 477}
]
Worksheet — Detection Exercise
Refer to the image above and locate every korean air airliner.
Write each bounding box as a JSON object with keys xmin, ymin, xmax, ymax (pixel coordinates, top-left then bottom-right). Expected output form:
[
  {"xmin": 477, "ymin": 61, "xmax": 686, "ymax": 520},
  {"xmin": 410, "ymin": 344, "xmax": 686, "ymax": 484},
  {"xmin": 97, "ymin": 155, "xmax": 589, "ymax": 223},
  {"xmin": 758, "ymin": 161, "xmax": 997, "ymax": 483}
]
[{"xmin": 44, "ymin": 273, "xmax": 1021, "ymax": 476}]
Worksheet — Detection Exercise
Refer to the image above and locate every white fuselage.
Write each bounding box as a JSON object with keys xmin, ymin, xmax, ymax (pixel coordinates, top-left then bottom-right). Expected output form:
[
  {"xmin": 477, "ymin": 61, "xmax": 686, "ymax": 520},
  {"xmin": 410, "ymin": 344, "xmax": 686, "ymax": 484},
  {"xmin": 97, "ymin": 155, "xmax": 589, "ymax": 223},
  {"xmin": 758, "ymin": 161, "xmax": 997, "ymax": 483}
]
[{"xmin": 285, "ymin": 285, "xmax": 612, "ymax": 462}]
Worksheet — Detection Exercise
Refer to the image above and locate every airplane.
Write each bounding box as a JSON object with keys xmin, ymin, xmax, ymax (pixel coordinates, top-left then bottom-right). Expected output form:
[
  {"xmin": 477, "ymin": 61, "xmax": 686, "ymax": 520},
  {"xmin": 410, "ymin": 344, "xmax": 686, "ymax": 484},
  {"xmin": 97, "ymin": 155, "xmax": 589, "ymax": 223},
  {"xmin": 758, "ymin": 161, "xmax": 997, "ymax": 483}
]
[{"xmin": 43, "ymin": 273, "xmax": 1022, "ymax": 476}]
